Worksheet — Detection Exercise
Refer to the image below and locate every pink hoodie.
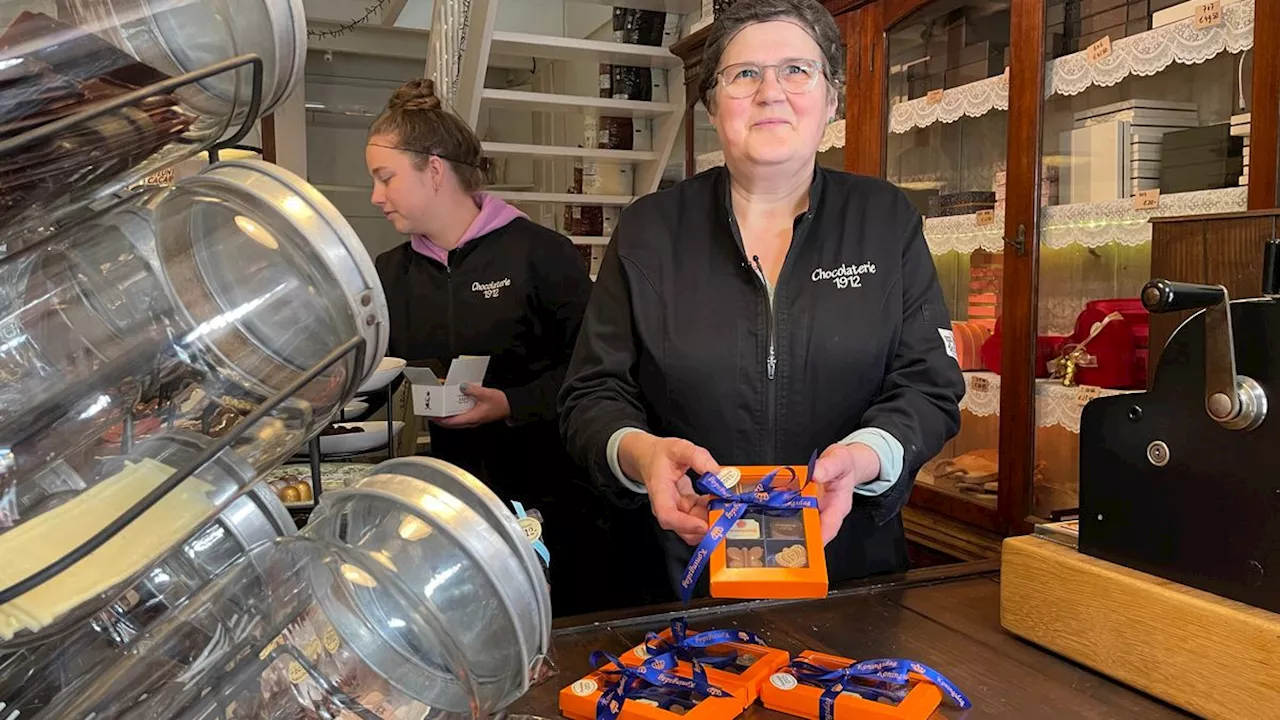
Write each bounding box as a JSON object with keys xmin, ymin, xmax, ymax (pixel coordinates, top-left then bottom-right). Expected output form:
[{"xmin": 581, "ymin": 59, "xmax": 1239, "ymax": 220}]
[{"xmin": 410, "ymin": 193, "xmax": 528, "ymax": 266}]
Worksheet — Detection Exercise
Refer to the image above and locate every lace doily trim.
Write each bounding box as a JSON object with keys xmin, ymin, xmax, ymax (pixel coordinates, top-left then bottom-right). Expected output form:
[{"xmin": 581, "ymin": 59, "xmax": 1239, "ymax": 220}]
[
  {"xmin": 961, "ymin": 372, "xmax": 1139, "ymax": 433},
  {"xmin": 889, "ymin": 1, "xmax": 1254, "ymax": 134},
  {"xmin": 890, "ymin": 74, "xmax": 1009, "ymax": 135},
  {"xmin": 924, "ymin": 187, "xmax": 1247, "ymax": 255},
  {"xmin": 1049, "ymin": 0, "xmax": 1255, "ymax": 97}
]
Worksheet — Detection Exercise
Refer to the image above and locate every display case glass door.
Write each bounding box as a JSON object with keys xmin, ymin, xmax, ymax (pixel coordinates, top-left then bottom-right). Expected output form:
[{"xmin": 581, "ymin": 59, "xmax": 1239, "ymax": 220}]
[
  {"xmin": 1032, "ymin": 0, "xmax": 1255, "ymax": 521},
  {"xmin": 885, "ymin": 0, "xmax": 1013, "ymax": 525}
]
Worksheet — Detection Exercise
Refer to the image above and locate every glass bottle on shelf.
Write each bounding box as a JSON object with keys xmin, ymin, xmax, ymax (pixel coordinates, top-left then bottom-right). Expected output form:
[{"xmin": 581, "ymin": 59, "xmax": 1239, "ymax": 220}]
[
  {"xmin": 1033, "ymin": 0, "xmax": 1255, "ymax": 520},
  {"xmin": 885, "ymin": 1, "xmax": 1013, "ymax": 516}
]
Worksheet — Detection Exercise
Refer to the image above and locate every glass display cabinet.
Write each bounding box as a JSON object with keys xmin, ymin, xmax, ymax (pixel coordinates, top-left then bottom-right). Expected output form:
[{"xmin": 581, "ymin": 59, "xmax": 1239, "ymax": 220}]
[
  {"xmin": 845, "ymin": 0, "xmax": 1280, "ymax": 552},
  {"xmin": 884, "ymin": 0, "xmax": 1012, "ymax": 527},
  {"xmin": 1031, "ymin": 0, "xmax": 1257, "ymax": 521}
]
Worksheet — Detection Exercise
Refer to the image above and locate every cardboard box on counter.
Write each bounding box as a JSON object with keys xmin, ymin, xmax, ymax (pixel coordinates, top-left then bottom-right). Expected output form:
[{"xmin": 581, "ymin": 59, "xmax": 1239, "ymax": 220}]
[
  {"xmin": 403, "ymin": 356, "xmax": 490, "ymax": 418},
  {"xmin": 760, "ymin": 651, "xmax": 944, "ymax": 720},
  {"xmin": 560, "ymin": 660, "xmax": 747, "ymax": 720},
  {"xmin": 709, "ymin": 465, "xmax": 827, "ymax": 600},
  {"xmin": 620, "ymin": 629, "xmax": 791, "ymax": 704}
]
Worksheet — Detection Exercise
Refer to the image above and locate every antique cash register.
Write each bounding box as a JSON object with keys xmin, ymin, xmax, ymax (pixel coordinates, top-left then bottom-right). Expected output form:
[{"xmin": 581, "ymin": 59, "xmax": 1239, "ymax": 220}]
[{"xmin": 1001, "ymin": 239, "xmax": 1280, "ymax": 720}]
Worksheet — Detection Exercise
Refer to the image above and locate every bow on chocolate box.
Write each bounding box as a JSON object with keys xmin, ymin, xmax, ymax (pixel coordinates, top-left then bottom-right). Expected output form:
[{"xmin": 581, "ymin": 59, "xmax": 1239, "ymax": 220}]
[
  {"xmin": 558, "ymin": 650, "xmax": 746, "ymax": 720},
  {"xmin": 762, "ymin": 651, "xmax": 972, "ymax": 720},
  {"xmin": 620, "ymin": 618, "xmax": 790, "ymax": 703},
  {"xmin": 680, "ymin": 453, "xmax": 827, "ymax": 602}
]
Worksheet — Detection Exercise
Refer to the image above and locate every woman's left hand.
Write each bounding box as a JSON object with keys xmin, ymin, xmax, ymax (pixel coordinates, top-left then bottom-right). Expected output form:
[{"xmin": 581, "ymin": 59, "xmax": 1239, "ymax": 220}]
[
  {"xmin": 811, "ymin": 442, "xmax": 882, "ymax": 545},
  {"xmin": 433, "ymin": 383, "xmax": 511, "ymax": 429}
]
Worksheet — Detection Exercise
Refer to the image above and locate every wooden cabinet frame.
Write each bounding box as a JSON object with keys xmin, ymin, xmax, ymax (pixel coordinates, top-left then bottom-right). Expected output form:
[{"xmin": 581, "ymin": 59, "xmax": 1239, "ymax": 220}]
[{"xmin": 672, "ymin": 0, "xmax": 1280, "ymax": 537}]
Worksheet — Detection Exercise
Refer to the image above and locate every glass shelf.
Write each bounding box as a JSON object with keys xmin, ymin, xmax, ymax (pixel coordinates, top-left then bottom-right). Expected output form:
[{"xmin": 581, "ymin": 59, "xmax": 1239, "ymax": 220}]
[{"xmin": 885, "ymin": 0, "xmax": 1013, "ymax": 514}]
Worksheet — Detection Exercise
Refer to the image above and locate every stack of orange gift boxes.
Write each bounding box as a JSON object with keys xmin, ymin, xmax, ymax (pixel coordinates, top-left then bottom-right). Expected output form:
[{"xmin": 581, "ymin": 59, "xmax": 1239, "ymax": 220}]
[{"xmin": 559, "ymin": 458, "xmax": 973, "ymax": 720}]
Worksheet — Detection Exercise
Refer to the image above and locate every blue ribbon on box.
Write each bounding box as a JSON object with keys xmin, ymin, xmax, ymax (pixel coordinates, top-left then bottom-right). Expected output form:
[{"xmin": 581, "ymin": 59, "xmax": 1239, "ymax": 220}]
[
  {"xmin": 789, "ymin": 657, "xmax": 972, "ymax": 720},
  {"xmin": 590, "ymin": 650, "xmax": 734, "ymax": 720},
  {"xmin": 641, "ymin": 617, "xmax": 768, "ymax": 686},
  {"xmin": 678, "ymin": 451, "xmax": 821, "ymax": 603}
]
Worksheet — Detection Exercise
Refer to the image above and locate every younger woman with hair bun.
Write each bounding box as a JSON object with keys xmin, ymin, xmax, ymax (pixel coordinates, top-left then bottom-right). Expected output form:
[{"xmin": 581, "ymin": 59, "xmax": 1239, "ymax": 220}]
[{"xmin": 367, "ymin": 78, "xmax": 668, "ymax": 615}]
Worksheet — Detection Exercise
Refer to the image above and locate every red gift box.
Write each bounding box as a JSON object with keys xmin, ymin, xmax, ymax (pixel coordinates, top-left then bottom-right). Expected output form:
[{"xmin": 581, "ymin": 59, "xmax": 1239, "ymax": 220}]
[
  {"xmin": 979, "ymin": 317, "xmax": 1067, "ymax": 378},
  {"xmin": 1063, "ymin": 299, "xmax": 1149, "ymax": 390}
]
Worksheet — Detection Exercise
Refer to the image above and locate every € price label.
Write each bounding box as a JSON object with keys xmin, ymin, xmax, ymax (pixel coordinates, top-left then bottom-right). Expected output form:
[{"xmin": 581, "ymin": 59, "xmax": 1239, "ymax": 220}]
[
  {"xmin": 976, "ymin": 209, "xmax": 996, "ymax": 226},
  {"xmin": 1194, "ymin": 1, "xmax": 1223, "ymax": 30},
  {"xmin": 1132, "ymin": 188, "xmax": 1160, "ymax": 211},
  {"xmin": 1086, "ymin": 36, "xmax": 1112, "ymax": 64},
  {"xmin": 926, "ymin": 89, "xmax": 944, "ymax": 106}
]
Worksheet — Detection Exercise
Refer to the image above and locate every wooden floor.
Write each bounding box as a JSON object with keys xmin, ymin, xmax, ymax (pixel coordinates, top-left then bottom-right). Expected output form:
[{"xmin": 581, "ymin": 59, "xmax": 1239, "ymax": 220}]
[{"xmin": 509, "ymin": 563, "xmax": 1192, "ymax": 719}]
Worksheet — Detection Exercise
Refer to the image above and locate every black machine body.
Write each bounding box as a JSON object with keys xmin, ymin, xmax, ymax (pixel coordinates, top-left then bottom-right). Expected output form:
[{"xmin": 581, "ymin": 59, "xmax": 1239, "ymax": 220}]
[{"xmin": 1079, "ymin": 271, "xmax": 1280, "ymax": 614}]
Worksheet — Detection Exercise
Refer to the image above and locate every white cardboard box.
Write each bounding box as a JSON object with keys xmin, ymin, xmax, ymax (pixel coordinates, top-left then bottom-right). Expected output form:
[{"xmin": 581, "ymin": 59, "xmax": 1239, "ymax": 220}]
[{"xmin": 403, "ymin": 356, "xmax": 490, "ymax": 418}]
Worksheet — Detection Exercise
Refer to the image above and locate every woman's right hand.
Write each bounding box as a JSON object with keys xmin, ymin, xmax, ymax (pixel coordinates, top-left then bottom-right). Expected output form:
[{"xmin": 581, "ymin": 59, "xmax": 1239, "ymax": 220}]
[{"xmin": 618, "ymin": 432, "xmax": 718, "ymax": 545}]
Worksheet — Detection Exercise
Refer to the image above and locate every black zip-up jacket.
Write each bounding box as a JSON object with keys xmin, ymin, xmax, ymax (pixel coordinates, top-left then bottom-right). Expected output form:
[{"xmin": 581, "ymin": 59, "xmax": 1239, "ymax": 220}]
[
  {"xmin": 375, "ymin": 217, "xmax": 593, "ymax": 500},
  {"xmin": 558, "ymin": 165, "xmax": 966, "ymax": 584}
]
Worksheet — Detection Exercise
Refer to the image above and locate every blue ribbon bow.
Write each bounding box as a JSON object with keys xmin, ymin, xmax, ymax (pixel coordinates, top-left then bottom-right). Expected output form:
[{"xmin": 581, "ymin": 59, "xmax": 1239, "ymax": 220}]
[
  {"xmin": 678, "ymin": 451, "xmax": 821, "ymax": 603},
  {"xmin": 789, "ymin": 657, "xmax": 972, "ymax": 720},
  {"xmin": 641, "ymin": 617, "xmax": 768, "ymax": 686},
  {"xmin": 590, "ymin": 650, "xmax": 734, "ymax": 720}
]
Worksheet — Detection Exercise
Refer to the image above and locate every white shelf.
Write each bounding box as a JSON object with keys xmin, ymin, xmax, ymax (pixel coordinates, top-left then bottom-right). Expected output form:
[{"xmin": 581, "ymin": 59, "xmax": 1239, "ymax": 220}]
[
  {"xmin": 489, "ymin": 31, "xmax": 681, "ymax": 69},
  {"xmin": 569, "ymin": 236, "xmax": 611, "ymax": 245},
  {"xmin": 481, "ymin": 88, "xmax": 677, "ymax": 118},
  {"xmin": 482, "ymin": 142, "xmax": 659, "ymax": 162},
  {"xmin": 493, "ymin": 191, "xmax": 635, "ymax": 206}
]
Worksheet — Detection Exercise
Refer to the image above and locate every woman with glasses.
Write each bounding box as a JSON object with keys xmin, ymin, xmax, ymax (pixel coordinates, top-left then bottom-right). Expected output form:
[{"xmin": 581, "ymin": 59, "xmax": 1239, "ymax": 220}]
[
  {"xmin": 559, "ymin": 0, "xmax": 965, "ymax": 596},
  {"xmin": 366, "ymin": 79, "xmax": 671, "ymax": 615}
]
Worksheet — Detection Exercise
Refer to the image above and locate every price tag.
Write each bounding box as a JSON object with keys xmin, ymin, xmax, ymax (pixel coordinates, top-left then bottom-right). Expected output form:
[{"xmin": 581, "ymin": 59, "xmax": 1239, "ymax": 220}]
[
  {"xmin": 1132, "ymin": 188, "xmax": 1160, "ymax": 211},
  {"xmin": 926, "ymin": 88, "xmax": 944, "ymax": 106},
  {"xmin": 976, "ymin": 209, "xmax": 996, "ymax": 226},
  {"xmin": 1075, "ymin": 386, "xmax": 1103, "ymax": 406},
  {"xmin": 1086, "ymin": 36, "xmax": 1112, "ymax": 64},
  {"xmin": 1194, "ymin": 1, "xmax": 1223, "ymax": 30}
]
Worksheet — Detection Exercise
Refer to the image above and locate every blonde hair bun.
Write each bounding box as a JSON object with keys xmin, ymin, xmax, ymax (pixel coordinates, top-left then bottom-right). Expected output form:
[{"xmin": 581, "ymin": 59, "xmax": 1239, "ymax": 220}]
[{"xmin": 387, "ymin": 78, "xmax": 441, "ymax": 112}]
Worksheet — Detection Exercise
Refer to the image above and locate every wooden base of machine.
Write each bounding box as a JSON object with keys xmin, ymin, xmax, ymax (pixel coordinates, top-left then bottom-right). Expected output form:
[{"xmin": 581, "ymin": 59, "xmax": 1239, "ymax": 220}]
[{"xmin": 1000, "ymin": 535, "xmax": 1280, "ymax": 720}]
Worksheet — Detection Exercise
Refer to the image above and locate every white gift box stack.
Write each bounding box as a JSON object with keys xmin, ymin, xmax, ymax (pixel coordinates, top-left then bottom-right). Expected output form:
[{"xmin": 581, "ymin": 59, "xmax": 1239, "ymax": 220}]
[
  {"xmin": 1232, "ymin": 113, "xmax": 1251, "ymax": 187},
  {"xmin": 993, "ymin": 163, "xmax": 1058, "ymax": 218},
  {"xmin": 1059, "ymin": 99, "xmax": 1200, "ymax": 204}
]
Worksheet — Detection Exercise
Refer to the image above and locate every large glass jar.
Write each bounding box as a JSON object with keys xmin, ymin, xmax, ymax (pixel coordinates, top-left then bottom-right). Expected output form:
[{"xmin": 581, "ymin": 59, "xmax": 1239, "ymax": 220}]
[
  {"xmin": 0, "ymin": 477, "xmax": 294, "ymax": 715},
  {"xmin": 0, "ymin": 158, "xmax": 388, "ymax": 648},
  {"xmin": 0, "ymin": 0, "xmax": 306, "ymax": 243},
  {"xmin": 29, "ymin": 458, "xmax": 552, "ymax": 720}
]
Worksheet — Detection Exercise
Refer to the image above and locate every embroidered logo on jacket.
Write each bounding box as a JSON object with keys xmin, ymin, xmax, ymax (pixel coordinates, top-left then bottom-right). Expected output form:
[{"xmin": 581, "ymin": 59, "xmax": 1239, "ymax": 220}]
[
  {"xmin": 472, "ymin": 278, "xmax": 511, "ymax": 299},
  {"xmin": 811, "ymin": 261, "xmax": 875, "ymax": 289}
]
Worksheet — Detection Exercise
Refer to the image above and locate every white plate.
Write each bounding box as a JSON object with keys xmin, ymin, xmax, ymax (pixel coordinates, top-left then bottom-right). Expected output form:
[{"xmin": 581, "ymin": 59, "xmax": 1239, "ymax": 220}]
[
  {"xmin": 340, "ymin": 400, "xmax": 369, "ymax": 418},
  {"xmin": 358, "ymin": 357, "xmax": 407, "ymax": 394},
  {"xmin": 319, "ymin": 421, "xmax": 404, "ymax": 456}
]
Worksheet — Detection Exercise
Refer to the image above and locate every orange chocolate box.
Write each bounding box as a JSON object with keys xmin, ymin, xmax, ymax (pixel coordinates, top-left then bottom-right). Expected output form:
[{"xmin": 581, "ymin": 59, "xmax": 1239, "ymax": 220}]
[
  {"xmin": 706, "ymin": 464, "xmax": 827, "ymax": 600},
  {"xmin": 559, "ymin": 657, "xmax": 747, "ymax": 720},
  {"xmin": 619, "ymin": 622, "xmax": 791, "ymax": 704},
  {"xmin": 760, "ymin": 651, "xmax": 959, "ymax": 720}
]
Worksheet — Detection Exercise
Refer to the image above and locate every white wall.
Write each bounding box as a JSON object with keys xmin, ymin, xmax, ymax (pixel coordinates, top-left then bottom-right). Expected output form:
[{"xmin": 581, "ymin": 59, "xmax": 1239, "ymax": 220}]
[{"xmin": 305, "ymin": 50, "xmax": 427, "ymax": 259}]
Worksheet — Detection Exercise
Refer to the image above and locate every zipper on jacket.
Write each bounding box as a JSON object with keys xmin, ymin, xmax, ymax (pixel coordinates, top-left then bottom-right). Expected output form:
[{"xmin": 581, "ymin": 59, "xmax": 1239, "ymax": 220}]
[
  {"xmin": 751, "ymin": 255, "xmax": 776, "ymax": 381},
  {"xmin": 445, "ymin": 264, "xmax": 456, "ymax": 356}
]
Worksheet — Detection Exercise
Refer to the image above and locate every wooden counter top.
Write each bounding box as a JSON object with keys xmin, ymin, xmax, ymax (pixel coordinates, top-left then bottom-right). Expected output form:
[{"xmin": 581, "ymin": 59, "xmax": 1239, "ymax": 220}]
[{"xmin": 510, "ymin": 561, "xmax": 1190, "ymax": 719}]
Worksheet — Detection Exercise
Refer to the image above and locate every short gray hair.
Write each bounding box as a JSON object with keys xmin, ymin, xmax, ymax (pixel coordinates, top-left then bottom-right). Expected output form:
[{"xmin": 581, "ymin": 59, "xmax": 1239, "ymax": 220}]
[{"xmin": 697, "ymin": 0, "xmax": 845, "ymax": 111}]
